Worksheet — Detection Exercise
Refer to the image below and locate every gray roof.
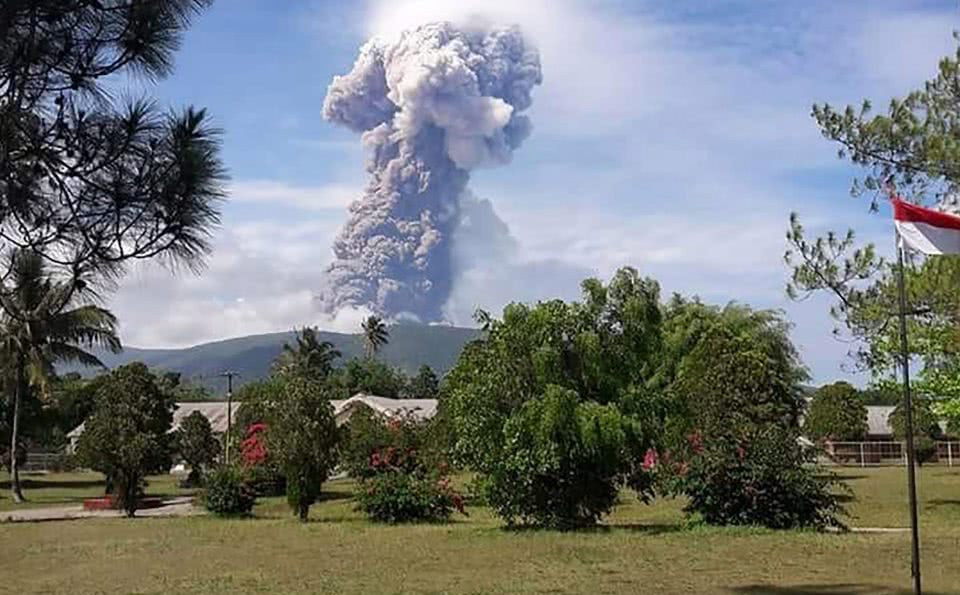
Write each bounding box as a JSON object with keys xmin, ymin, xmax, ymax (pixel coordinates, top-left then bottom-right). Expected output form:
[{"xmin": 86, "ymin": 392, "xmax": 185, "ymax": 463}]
[
  {"xmin": 867, "ymin": 405, "xmax": 896, "ymax": 437},
  {"xmin": 68, "ymin": 394, "xmax": 439, "ymax": 438},
  {"xmin": 68, "ymin": 401, "xmax": 237, "ymax": 439},
  {"xmin": 332, "ymin": 394, "xmax": 438, "ymax": 425}
]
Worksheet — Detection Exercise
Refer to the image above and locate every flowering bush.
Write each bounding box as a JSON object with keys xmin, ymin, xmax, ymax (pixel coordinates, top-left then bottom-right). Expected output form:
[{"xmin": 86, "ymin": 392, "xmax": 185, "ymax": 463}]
[
  {"xmin": 355, "ymin": 438, "xmax": 464, "ymax": 523},
  {"xmin": 239, "ymin": 422, "xmax": 285, "ymax": 496},
  {"xmin": 202, "ymin": 466, "xmax": 257, "ymax": 516},
  {"xmin": 673, "ymin": 426, "xmax": 847, "ymax": 530},
  {"xmin": 355, "ymin": 469, "xmax": 464, "ymax": 523}
]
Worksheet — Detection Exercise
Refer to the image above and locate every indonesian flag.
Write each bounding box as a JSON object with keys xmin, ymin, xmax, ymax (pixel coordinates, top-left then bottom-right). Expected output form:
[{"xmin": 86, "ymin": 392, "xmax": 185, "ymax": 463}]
[{"xmin": 893, "ymin": 199, "xmax": 960, "ymax": 255}]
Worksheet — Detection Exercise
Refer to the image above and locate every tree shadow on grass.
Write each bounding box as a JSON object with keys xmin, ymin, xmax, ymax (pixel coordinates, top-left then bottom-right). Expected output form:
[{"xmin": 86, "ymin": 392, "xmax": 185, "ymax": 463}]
[
  {"xmin": 499, "ymin": 522, "xmax": 687, "ymax": 536},
  {"xmin": 0, "ymin": 478, "xmax": 104, "ymax": 490},
  {"xmin": 317, "ymin": 490, "xmax": 354, "ymax": 503},
  {"xmin": 926, "ymin": 498, "xmax": 960, "ymax": 510},
  {"xmin": 729, "ymin": 585, "xmax": 949, "ymax": 595}
]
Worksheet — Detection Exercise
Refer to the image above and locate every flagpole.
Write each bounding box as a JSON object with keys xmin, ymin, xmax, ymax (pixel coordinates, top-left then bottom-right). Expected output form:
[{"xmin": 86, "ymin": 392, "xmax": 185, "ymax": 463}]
[{"xmin": 895, "ymin": 232, "xmax": 922, "ymax": 595}]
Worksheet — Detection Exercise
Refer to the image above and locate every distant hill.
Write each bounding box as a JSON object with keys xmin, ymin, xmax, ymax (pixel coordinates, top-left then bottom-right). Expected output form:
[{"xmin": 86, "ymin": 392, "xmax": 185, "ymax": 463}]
[{"xmin": 76, "ymin": 323, "xmax": 481, "ymax": 395}]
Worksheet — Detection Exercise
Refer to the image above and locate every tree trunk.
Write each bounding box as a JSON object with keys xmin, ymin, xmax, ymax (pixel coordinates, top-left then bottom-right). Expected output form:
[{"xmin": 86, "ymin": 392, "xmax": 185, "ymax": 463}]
[
  {"xmin": 298, "ymin": 500, "xmax": 309, "ymax": 522},
  {"xmin": 9, "ymin": 353, "xmax": 26, "ymax": 503}
]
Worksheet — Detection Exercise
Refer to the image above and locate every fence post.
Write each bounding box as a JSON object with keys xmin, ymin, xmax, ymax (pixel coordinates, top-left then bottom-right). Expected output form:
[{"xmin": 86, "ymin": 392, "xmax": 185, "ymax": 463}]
[
  {"xmin": 949, "ymin": 442, "xmax": 954, "ymax": 468},
  {"xmin": 860, "ymin": 442, "xmax": 865, "ymax": 468},
  {"xmin": 902, "ymin": 441, "xmax": 908, "ymax": 467}
]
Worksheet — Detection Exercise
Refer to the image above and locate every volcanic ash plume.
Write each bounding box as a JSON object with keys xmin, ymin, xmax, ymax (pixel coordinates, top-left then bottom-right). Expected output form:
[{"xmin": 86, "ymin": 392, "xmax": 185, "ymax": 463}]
[{"xmin": 319, "ymin": 21, "xmax": 542, "ymax": 321}]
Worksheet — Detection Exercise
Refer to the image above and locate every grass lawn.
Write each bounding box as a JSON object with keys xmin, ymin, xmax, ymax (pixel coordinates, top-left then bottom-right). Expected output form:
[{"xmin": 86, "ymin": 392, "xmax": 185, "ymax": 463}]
[{"xmin": 0, "ymin": 466, "xmax": 958, "ymax": 594}]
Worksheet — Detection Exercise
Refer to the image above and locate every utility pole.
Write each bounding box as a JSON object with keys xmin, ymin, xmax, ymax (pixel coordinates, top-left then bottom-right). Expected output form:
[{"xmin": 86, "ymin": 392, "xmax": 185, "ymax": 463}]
[{"xmin": 220, "ymin": 371, "xmax": 239, "ymax": 465}]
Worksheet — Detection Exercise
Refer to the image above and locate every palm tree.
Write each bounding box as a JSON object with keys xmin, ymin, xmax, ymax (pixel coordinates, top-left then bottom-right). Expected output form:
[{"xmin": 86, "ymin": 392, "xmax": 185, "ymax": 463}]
[
  {"xmin": 273, "ymin": 327, "xmax": 341, "ymax": 380},
  {"xmin": 361, "ymin": 315, "xmax": 389, "ymax": 357},
  {"xmin": 1, "ymin": 251, "xmax": 121, "ymax": 503}
]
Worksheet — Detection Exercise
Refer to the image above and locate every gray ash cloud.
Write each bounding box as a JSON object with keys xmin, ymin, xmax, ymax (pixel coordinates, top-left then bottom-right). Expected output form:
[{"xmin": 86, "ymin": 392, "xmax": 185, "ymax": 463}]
[{"xmin": 319, "ymin": 21, "xmax": 542, "ymax": 321}]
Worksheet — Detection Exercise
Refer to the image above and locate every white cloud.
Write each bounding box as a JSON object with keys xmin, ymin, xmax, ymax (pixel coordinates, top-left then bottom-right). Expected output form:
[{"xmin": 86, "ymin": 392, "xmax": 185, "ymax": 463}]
[{"xmin": 229, "ymin": 179, "xmax": 357, "ymax": 211}]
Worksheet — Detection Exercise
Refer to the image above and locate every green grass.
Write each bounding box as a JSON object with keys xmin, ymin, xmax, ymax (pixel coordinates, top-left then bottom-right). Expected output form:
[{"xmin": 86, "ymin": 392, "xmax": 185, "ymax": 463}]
[{"xmin": 1, "ymin": 467, "xmax": 958, "ymax": 594}]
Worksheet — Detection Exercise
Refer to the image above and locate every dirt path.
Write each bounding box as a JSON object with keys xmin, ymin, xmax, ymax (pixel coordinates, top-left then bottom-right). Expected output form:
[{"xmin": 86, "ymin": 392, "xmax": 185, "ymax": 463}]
[{"xmin": 0, "ymin": 497, "xmax": 199, "ymax": 523}]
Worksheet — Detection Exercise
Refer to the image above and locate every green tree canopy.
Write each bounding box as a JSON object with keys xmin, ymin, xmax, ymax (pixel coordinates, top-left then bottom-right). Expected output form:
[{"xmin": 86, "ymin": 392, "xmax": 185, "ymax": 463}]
[
  {"xmin": 406, "ymin": 364, "xmax": 439, "ymax": 399},
  {"xmin": 176, "ymin": 410, "xmax": 221, "ymax": 485},
  {"xmin": 75, "ymin": 363, "xmax": 175, "ymax": 516},
  {"xmin": 273, "ymin": 327, "xmax": 341, "ymax": 381},
  {"xmin": 265, "ymin": 376, "xmax": 339, "ymax": 522},
  {"xmin": 804, "ymin": 382, "xmax": 868, "ymax": 442},
  {"xmin": 445, "ymin": 267, "xmax": 664, "ymax": 474},
  {"xmin": 329, "ymin": 358, "xmax": 408, "ymax": 399}
]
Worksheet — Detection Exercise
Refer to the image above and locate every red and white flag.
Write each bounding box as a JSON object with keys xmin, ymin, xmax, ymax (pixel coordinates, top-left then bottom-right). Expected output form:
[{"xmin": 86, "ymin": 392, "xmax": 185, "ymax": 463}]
[{"xmin": 893, "ymin": 199, "xmax": 960, "ymax": 255}]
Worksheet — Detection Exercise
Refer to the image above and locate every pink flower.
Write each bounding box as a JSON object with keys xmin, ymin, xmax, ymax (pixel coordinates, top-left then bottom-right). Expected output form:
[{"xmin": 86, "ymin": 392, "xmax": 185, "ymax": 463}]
[
  {"xmin": 642, "ymin": 448, "xmax": 659, "ymax": 471},
  {"xmin": 736, "ymin": 445, "xmax": 746, "ymax": 462},
  {"xmin": 687, "ymin": 432, "xmax": 704, "ymax": 454}
]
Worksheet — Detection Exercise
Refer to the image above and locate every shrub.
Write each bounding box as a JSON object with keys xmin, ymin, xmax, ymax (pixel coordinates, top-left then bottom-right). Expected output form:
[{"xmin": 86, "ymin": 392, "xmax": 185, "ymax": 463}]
[
  {"xmin": 676, "ymin": 425, "xmax": 846, "ymax": 530},
  {"xmin": 485, "ymin": 386, "xmax": 631, "ymax": 529},
  {"xmin": 75, "ymin": 363, "xmax": 175, "ymax": 517},
  {"xmin": 202, "ymin": 466, "xmax": 257, "ymax": 516},
  {"xmin": 804, "ymin": 382, "xmax": 868, "ymax": 442},
  {"xmin": 355, "ymin": 470, "xmax": 462, "ymax": 523},
  {"xmin": 340, "ymin": 409, "xmax": 433, "ymax": 479}
]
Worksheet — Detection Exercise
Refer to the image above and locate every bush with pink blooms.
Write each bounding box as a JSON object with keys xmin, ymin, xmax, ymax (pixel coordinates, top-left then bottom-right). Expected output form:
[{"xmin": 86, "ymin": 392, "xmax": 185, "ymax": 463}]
[{"xmin": 354, "ymin": 438, "xmax": 464, "ymax": 523}]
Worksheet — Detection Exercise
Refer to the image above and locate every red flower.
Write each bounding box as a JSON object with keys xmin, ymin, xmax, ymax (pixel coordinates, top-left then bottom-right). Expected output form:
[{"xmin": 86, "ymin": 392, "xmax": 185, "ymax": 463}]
[{"xmin": 642, "ymin": 448, "xmax": 659, "ymax": 471}]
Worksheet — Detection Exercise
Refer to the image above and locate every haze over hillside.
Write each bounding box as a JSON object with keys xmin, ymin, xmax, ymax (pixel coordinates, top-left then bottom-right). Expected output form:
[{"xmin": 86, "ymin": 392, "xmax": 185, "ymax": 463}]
[{"xmin": 79, "ymin": 324, "xmax": 480, "ymax": 395}]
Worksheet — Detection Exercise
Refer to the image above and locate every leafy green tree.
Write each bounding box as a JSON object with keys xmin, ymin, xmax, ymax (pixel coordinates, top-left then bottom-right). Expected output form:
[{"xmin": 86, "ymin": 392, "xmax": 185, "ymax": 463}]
[
  {"xmin": 670, "ymin": 326, "xmax": 807, "ymax": 442},
  {"xmin": 266, "ymin": 376, "xmax": 339, "ymax": 522},
  {"xmin": 329, "ymin": 358, "xmax": 408, "ymax": 399},
  {"xmin": 804, "ymin": 382, "xmax": 868, "ymax": 442},
  {"xmin": 361, "ymin": 316, "xmax": 389, "ymax": 357},
  {"xmin": 1, "ymin": 250, "xmax": 120, "ymax": 503},
  {"xmin": 889, "ymin": 398, "xmax": 944, "ymax": 465},
  {"xmin": 445, "ymin": 267, "xmax": 664, "ymax": 517},
  {"xmin": 406, "ymin": 364, "xmax": 439, "ymax": 399},
  {"xmin": 176, "ymin": 411, "xmax": 221, "ymax": 486},
  {"xmin": 75, "ymin": 363, "xmax": 175, "ymax": 517},
  {"xmin": 273, "ymin": 327, "xmax": 341, "ymax": 380},
  {"xmin": 486, "ymin": 385, "xmax": 634, "ymax": 529}
]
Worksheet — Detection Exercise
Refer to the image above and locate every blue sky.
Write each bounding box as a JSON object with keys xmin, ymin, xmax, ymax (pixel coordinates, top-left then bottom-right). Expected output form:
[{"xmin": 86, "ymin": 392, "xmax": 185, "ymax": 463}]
[{"xmin": 109, "ymin": 0, "xmax": 960, "ymax": 385}]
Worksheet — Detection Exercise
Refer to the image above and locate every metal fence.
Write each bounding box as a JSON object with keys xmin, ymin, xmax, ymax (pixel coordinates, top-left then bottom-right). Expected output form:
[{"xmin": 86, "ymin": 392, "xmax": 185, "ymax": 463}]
[{"xmin": 822, "ymin": 441, "xmax": 960, "ymax": 467}]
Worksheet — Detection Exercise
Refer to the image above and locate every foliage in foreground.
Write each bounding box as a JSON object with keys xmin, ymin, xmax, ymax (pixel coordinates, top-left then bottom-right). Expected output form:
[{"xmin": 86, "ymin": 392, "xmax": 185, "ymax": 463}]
[
  {"xmin": 75, "ymin": 363, "xmax": 175, "ymax": 516},
  {"xmin": 202, "ymin": 466, "xmax": 257, "ymax": 516}
]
